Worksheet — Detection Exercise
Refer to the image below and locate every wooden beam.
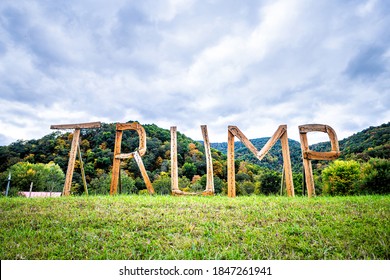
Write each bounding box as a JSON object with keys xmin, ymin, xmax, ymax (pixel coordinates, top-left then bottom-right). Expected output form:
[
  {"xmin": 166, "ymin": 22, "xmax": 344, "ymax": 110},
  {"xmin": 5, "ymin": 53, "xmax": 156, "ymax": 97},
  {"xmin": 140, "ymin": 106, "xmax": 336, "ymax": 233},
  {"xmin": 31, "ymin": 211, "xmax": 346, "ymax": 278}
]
[
  {"xmin": 110, "ymin": 130, "xmax": 123, "ymax": 195},
  {"xmin": 77, "ymin": 142, "xmax": 88, "ymax": 196},
  {"xmin": 133, "ymin": 151, "xmax": 154, "ymax": 194},
  {"xmin": 227, "ymin": 129, "xmax": 235, "ymax": 198},
  {"xmin": 63, "ymin": 128, "xmax": 80, "ymax": 196},
  {"xmin": 50, "ymin": 122, "xmax": 101, "ymax": 130},
  {"xmin": 170, "ymin": 126, "xmax": 180, "ymax": 193},
  {"xmin": 228, "ymin": 126, "xmax": 259, "ymax": 158},
  {"xmin": 299, "ymin": 127, "xmax": 315, "ymax": 197},
  {"xmin": 257, "ymin": 125, "xmax": 286, "ymax": 160},
  {"xmin": 201, "ymin": 125, "xmax": 214, "ymax": 195},
  {"xmin": 280, "ymin": 130, "xmax": 295, "ymax": 197}
]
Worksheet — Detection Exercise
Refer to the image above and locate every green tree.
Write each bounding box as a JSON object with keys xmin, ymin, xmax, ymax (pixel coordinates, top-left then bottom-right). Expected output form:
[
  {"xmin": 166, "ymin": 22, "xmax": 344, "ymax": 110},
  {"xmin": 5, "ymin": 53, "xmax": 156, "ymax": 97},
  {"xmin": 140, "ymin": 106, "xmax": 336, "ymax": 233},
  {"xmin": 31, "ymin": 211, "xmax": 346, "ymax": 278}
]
[
  {"xmin": 360, "ymin": 158, "xmax": 390, "ymax": 194},
  {"xmin": 322, "ymin": 160, "xmax": 361, "ymax": 196},
  {"xmin": 182, "ymin": 162, "xmax": 197, "ymax": 180},
  {"xmin": 259, "ymin": 170, "xmax": 281, "ymax": 195},
  {"xmin": 152, "ymin": 174, "xmax": 171, "ymax": 195},
  {"xmin": 1, "ymin": 162, "xmax": 64, "ymax": 195}
]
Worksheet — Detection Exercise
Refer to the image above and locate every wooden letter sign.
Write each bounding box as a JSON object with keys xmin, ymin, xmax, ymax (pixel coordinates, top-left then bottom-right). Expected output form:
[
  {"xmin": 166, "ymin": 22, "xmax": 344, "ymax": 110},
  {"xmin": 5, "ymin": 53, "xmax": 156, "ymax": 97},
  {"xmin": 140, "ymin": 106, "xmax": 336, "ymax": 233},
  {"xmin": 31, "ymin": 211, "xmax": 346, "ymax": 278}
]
[
  {"xmin": 110, "ymin": 122, "xmax": 154, "ymax": 195},
  {"xmin": 299, "ymin": 124, "xmax": 340, "ymax": 197}
]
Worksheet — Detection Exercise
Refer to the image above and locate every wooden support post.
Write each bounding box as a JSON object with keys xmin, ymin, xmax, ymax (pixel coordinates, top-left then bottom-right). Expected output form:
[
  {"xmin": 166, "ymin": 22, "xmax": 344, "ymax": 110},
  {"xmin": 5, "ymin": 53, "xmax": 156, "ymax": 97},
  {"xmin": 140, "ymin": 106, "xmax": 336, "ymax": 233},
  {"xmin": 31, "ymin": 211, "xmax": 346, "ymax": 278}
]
[
  {"xmin": 110, "ymin": 130, "xmax": 123, "ymax": 195},
  {"xmin": 63, "ymin": 128, "xmax": 80, "ymax": 196},
  {"xmin": 201, "ymin": 125, "xmax": 214, "ymax": 195},
  {"xmin": 77, "ymin": 142, "xmax": 88, "ymax": 196},
  {"xmin": 134, "ymin": 151, "xmax": 154, "ymax": 194},
  {"xmin": 299, "ymin": 124, "xmax": 340, "ymax": 197},
  {"xmin": 280, "ymin": 130, "xmax": 295, "ymax": 197},
  {"xmin": 170, "ymin": 126, "xmax": 181, "ymax": 195},
  {"xmin": 227, "ymin": 128, "xmax": 235, "ymax": 198},
  {"xmin": 110, "ymin": 122, "xmax": 155, "ymax": 195}
]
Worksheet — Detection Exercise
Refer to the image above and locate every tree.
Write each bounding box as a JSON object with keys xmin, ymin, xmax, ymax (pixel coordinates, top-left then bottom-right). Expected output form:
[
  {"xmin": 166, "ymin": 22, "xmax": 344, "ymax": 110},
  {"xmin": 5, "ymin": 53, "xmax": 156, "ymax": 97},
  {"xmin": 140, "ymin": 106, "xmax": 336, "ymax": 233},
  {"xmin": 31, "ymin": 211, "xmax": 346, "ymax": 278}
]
[
  {"xmin": 360, "ymin": 158, "xmax": 390, "ymax": 194},
  {"xmin": 182, "ymin": 162, "xmax": 197, "ymax": 180},
  {"xmin": 1, "ymin": 162, "xmax": 64, "ymax": 195},
  {"xmin": 152, "ymin": 173, "xmax": 171, "ymax": 195},
  {"xmin": 322, "ymin": 160, "xmax": 361, "ymax": 196},
  {"xmin": 259, "ymin": 170, "xmax": 281, "ymax": 195}
]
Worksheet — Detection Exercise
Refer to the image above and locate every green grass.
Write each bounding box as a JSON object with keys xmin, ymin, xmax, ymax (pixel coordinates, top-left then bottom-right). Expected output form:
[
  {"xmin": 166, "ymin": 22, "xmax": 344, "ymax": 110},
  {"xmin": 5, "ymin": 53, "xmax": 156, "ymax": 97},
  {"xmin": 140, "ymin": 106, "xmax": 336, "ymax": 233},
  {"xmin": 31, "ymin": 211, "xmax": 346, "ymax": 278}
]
[{"xmin": 0, "ymin": 195, "xmax": 389, "ymax": 260}]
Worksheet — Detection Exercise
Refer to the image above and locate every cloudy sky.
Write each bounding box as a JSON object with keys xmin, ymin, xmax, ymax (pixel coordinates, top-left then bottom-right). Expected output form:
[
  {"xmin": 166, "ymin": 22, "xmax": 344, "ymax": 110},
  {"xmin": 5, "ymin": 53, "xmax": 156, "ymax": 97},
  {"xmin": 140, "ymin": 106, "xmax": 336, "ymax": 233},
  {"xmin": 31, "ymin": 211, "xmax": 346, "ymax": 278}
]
[{"xmin": 0, "ymin": 0, "xmax": 389, "ymax": 146}]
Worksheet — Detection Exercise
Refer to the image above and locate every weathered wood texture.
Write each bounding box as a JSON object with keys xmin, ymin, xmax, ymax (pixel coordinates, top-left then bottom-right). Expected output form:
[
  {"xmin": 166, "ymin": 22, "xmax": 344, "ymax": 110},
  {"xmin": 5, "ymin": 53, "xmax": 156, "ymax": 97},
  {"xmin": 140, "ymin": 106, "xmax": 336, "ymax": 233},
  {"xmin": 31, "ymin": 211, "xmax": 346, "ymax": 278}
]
[
  {"xmin": 227, "ymin": 129, "xmax": 236, "ymax": 198},
  {"xmin": 299, "ymin": 124, "xmax": 340, "ymax": 197},
  {"xmin": 133, "ymin": 151, "xmax": 154, "ymax": 194},
  {"xmin": 110, "ymin": 123, "xmax": 154, "ymax": 195},
  {"xmin": 227, "ymin": 125, "xmax": 295, "ymax": 198},
  {"xmin": 280, "ymin": 129, "xmax": 295, "ymax": 197},
  {"xmin": 170, "ymin": 126, "xmax": 180, "ymax": 192},
  {"xmin": 201, "ymin": 125, "xmax": 214, "ymax": 195},
  {"xmin": 77, "ymin": 142, "xmax": 88, "ymax": 196},
  {"xmin": 50, "ymin": 122, "xmax": 101, "ymax": 130},
  {"xmin": 63, "ymin": 128, "xmax": 80, "ymax": 196}
]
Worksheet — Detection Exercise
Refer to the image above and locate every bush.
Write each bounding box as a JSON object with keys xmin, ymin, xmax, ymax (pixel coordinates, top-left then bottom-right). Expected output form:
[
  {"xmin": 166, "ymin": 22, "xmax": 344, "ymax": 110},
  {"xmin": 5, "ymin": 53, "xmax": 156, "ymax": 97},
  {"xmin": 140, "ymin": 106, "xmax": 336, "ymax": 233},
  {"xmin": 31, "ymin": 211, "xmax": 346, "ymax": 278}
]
[
  {"xmin": 89, "ymin": 171, "xmax": 137, "ymax": 195},
  {"xmin": 322, "ymin": 160, "xmax": 361, "ymax": 196},
  {"xmin": 152, "ymin": 174, "xmax": 171, "ymax": 195},
  {"xmin": 237, "ymin": 181, "xmax": 256, "ymax": 195},
  {"xmin": 360, "ymin": 158, "xmax": 390, "ymax": 194},
  {"xmin": 259, "ymin": 171, "xmax": 281, "ymax": 195},
  {"xmin": 1, "ymin": 162, "xmax": 64, "ymax": 195}
]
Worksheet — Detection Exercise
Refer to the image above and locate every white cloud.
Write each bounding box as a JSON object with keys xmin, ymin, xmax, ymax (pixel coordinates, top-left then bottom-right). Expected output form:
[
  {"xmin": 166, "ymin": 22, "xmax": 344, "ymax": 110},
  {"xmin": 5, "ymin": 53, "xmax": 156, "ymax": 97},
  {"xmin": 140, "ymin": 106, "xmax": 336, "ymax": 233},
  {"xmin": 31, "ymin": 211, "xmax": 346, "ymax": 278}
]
[{"xmin": 0, "ymin": 0, "xmax": 389, "ymax": 145}]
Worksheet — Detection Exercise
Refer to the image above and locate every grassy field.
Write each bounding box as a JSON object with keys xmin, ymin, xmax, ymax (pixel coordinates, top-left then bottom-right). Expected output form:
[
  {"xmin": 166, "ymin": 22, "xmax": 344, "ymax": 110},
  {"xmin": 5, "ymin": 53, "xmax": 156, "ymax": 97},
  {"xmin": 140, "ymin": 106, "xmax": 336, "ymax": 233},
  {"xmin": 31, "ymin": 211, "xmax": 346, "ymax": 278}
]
[{"xmin": 0, "ymin": 195, "xmax": 389, "ymax": 260}]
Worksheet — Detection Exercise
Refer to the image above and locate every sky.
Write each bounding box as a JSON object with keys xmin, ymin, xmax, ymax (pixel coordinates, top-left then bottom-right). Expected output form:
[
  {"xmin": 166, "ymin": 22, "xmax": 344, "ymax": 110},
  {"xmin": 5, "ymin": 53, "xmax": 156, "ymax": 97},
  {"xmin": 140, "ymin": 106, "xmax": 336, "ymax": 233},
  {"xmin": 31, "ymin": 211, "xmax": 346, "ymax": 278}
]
[{"xmin": 0, "ymin": 0, "xmax": 389, "ymax": 146}]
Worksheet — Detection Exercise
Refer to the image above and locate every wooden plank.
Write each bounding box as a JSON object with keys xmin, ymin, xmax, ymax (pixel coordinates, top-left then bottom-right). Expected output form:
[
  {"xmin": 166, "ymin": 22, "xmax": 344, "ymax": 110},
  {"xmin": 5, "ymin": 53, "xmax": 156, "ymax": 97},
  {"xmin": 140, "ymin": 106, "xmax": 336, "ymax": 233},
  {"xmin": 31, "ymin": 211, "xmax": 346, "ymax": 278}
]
[
  {"xmin": 299, "ymin": 128, "xmax": 315, "ymax": 197},
  {"xmin": 280, "ymin": 130, "xmax": 295, "ymax": 197},
  {"xmin": 227, "ymin": 129, "xmax": 236, "ymax": 197},
  {"xmin": 170, "ymin": 126, "xmax": 179, "ymax": 192},
  {"xmin": 133, "ymin": 151, "xmax": 155, "ymax": 194},
  {"xmin": 50, "ymin": 121, "xmax": 101, "ymax": 130},
  {"xmin": 299, "ymin": 124, "xmax": 328, "ymax": 133},
  {"xmin": 63, "ymin": 128, "xmax": 80, "ymax": 196},
  {"xmin": 257, "ymin": 125, "xmax": 286, "ymax": 160},
  {"xmin": 303, "ymin": 150, "xmax": 340, "ymax": 160},
  {"xmin": 77, "ymin": 142, "xmax": 88, "ymax": 196},
  {"xmin": 228, "ymin": 126, "xmax": 259, "ymax": 158},
  {"xmin": 201, "ymin": 125, "xmax": 214, "ymax": 194},
  {"xmin": 110, "ymin": 130, "xmax": 123, "ymax": 195}
]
